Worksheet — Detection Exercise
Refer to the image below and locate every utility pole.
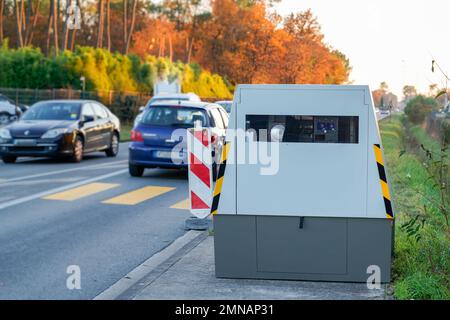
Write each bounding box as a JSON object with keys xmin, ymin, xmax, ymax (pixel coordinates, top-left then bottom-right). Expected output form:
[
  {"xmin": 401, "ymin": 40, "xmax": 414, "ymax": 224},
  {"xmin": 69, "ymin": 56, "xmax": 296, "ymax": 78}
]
[{"xmin": 80, "ymin": 76, "xmax": 85, "ymax": 98}]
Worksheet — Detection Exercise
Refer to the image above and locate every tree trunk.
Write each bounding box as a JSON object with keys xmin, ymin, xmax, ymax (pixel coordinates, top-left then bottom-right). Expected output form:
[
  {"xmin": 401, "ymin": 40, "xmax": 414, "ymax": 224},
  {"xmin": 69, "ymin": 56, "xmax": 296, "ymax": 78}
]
[
  {"xmin": 46, "ymin": 0, "xmax": 54, "ymax": 55},
  {"xmin": 70, "ymin": 27, "xmax": 77, "ymax": 51},
  {"xmin": 14, "ymin": 0, "xmax": 24, "ymax": 47},
  {"xmin": 61, "ymin": 0, "xmax": 70, "ymax": 51},
  {"xmin": 0, "ymin": 0, "xmax": 4, "ymax": 43},
  {"xmin": 106, "ymin": 0, "xmax": 111, "ymax": 51},
  {"xmin": 20, "ymin": 0, "xmax": 25, "ymax": 33},
  {"xmin": 70, "ymin": 0, "xmax": 82, "ymax": 51},
  {"xmin": 169, "ymin": 35, "xmax": 173, "ymax": 62},
  {"xmin": 124, "ymin": 0, "xmax": 137, "ymax": 55},
  {"xmin": 26, "ymin": 0, "xmax": 41, "ymax": 46},
  {"xmin": 160, "ymin": 35, "xmax": 165, "ymax": 57},
  {"xmin": 97, "ymin": 0, "xmax": 104, "ymax": 48},
  {"xmin": 53, "ymin": 0, "xmax": 59, "ymax": 54},
  {"xmin": 25, "ymin": 0, "xmax": 33, "ymax": 45},
  {"xmin": 123, "ymin": 0, "xmax": 127, "ymax": 54},
  {"xmin": 187, "ymin": 37, "xmax": 194, "ymax": 64}
]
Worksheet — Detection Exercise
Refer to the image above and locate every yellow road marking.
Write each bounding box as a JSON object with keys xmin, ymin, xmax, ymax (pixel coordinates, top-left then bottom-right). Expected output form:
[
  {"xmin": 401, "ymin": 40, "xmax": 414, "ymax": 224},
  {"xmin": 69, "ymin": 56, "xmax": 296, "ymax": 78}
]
[
  {"xmin": 170, "ymin": 198, "xmax": 190, "ymax": 210},
  {"xmin": 43, "ymin": 183, "xmax": 119, "ymax": 201},
  {"xmin": 102, "ymin": 186, "xmax": 175, "ymax": 205}
]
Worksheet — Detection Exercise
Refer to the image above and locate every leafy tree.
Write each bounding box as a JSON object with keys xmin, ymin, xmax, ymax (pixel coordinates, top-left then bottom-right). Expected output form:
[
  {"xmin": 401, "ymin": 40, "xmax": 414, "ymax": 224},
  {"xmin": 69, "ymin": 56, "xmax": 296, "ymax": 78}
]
[
  {"xmin": 0, "ymin": 0, "xmax": 350, "ymax": 90},
  {"xmin": 405, "ymin": 95, "xmax": 437, "ymax": 124},
  {"xmin": 380, "ymin": 81, "xmax": 389, "ymax": 92},
  {"xmin": 403, "ymin": 85, "xmax": 418, "ymax": 101}
]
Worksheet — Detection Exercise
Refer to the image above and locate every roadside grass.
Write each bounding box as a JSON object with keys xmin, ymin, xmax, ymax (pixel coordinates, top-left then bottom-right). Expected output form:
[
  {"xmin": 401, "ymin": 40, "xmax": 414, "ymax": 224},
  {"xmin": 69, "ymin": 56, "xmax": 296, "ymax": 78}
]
[
  {"xmin": 409, "ymin": 123, "xmax": 445, "ymax": 156},
  {"xmin": 379, "ymin": 115, "xmax": 449, "ymax": 300},
  {"xmin": 121, "ymin": 123, "xmax": 133, "ymax": 142}
]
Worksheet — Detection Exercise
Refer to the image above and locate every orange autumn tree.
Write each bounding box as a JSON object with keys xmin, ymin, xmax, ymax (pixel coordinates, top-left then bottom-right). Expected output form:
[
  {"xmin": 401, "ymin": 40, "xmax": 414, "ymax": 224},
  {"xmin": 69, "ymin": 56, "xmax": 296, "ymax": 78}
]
[
  {"xmin": 194, "ymin": 0, "xmax": 283, "ymax": 83},
  {"xmin": 193, "ymin": 0, "xmax": 350, "ymax": 86},
  {"xmin": 133, "ymin": 17, "xmax": 180, "ymax": 61}
]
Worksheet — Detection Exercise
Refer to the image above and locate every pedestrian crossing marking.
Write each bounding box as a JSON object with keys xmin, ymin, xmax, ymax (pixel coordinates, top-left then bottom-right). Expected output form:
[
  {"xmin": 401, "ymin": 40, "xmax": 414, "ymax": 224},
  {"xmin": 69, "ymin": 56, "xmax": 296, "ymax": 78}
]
[
  {"xmin": 102, "ymin": 186, "xmax": 175, "ymax": 205},
  {"xmin": 43, "ymin": 183, "xmax": 119, "ymax": 201},
  {"xmin": 170, "ymin": 198, "xmax": 190, "ymax": 210}
]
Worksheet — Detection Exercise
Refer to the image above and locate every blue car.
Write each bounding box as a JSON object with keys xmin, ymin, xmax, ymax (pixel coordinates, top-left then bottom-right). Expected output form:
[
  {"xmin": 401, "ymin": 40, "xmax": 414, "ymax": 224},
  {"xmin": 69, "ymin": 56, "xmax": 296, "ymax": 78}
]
[{"xmin": 128, "ymin": 101, "xmax": 229, "ymax": 177}]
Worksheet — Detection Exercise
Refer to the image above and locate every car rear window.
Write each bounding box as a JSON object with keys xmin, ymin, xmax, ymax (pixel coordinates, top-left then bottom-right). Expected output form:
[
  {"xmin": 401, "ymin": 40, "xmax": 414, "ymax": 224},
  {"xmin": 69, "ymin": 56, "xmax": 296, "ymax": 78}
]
[{"xmin": 141, "ymin": 106, "xmax": 208, "ymax": 128}]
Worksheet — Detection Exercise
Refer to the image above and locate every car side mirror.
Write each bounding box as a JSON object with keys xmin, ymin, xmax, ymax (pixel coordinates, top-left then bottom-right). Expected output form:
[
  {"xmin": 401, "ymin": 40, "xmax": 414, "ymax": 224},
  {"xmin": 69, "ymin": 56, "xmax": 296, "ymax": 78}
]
[
  {"xmin": 139, "ymin": 106, "xmax": 145, "ymax": 113},
  {"xmin": 81, "ymin": 115, "xmax": 95, "ymax": 124}
]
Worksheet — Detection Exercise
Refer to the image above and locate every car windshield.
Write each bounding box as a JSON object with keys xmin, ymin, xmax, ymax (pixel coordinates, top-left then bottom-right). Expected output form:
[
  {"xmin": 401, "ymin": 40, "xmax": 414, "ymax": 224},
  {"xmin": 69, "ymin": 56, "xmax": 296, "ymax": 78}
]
[
  {"xmin": 218, "ymin": 102, "xmax": 232, "ymax": 113},
  {"xmin": 141, "ymin": 106, "xmax": 207, "ymax": 128},
  {"xmin": 22, "ymin": 102, "xmax": 81, "ymax": 121}
]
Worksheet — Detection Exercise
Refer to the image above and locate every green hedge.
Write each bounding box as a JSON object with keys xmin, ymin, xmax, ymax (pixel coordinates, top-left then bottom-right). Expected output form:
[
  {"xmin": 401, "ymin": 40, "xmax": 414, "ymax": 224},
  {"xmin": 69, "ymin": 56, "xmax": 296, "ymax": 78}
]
[{"xmin": 0, "ymin": 45, "xmax": 232, "ymax": 98}]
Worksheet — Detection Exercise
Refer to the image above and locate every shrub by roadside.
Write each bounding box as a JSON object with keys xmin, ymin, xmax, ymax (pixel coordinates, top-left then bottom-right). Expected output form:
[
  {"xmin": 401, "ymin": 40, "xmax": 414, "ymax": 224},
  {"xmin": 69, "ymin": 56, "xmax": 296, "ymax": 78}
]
[{"xmin": 404, "ymin": 95, "xmax": 437, "ymax": 124}]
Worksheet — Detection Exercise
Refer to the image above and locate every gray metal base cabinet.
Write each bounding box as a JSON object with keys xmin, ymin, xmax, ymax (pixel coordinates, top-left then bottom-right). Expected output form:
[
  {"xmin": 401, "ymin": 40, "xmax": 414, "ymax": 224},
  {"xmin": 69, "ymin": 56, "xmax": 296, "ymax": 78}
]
[{"xmin": 213, "ymin": 215, "xmax": 393, "ymax": 283}]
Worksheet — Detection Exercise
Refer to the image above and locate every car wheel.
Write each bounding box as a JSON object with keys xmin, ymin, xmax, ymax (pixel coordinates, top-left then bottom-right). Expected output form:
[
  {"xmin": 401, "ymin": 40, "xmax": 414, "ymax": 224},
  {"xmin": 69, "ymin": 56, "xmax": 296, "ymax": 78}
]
[
  {"xmin": 129, "ymin": 163, "xmax": 144, "ymax": 177},
  {"xmin": 105, "ymin": 133, "xmax": 119, "ymax": 157},
  {"xmin": 0, "ymin": 112, "xmax": 10, "ymax": 125},
  {"xmin": 71, "ymin": 136, "xmax": 84, "ymax": 163},
  {"xmin": 2, "ymin": 155, "xmax": 17, "ymax": 164}
]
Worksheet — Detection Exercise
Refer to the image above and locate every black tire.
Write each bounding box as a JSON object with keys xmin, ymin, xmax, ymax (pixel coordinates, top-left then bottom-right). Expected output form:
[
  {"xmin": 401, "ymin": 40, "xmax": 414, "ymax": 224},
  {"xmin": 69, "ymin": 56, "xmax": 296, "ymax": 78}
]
[
  {"xmin": 105, "ymin": 132, "xmax": 119, "ymax": 157},
  {"xmin": 129, "ymin": 163, "xmax": 144, "ymax": 177},
  {"xmin": 2, "ymin": 155, "xmax": 17, "ymax": 164},
  {"xmin": 71, "ymin": 136, "xmax": 84, "ymax": 163}
]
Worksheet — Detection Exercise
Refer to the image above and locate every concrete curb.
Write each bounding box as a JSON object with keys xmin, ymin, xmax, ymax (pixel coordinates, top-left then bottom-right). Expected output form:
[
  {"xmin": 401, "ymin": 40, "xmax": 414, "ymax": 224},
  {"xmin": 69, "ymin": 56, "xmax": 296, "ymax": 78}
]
[{"xmin": 94, "ymin": 230, "xmax": 206, "ymax": 300}]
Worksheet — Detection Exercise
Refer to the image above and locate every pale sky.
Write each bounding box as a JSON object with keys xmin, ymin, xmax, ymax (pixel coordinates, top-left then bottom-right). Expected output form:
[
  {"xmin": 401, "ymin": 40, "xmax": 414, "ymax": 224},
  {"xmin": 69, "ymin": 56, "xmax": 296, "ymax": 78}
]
[{"xmin": 274, "ymin": 0, "xmax": 450, "ymax": 98}]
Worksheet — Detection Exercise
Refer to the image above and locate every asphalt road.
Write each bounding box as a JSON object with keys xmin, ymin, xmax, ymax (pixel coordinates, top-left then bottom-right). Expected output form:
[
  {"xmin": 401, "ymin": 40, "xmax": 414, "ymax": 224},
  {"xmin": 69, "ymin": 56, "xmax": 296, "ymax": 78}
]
[
  {"xmin": 0, "ymin": 142, "xmax": 191, "ymax": 299},
  {"xmin": 0, "ymin": 114, "xmax": 391, "ymax": 300}
]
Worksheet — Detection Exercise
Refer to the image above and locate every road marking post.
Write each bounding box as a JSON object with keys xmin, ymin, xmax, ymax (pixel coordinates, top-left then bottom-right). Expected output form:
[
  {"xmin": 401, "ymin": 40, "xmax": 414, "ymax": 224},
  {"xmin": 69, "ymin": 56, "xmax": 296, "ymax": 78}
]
[{"xmin": 187, "ymin": 124, "xmax": 213, "ymax": 219}]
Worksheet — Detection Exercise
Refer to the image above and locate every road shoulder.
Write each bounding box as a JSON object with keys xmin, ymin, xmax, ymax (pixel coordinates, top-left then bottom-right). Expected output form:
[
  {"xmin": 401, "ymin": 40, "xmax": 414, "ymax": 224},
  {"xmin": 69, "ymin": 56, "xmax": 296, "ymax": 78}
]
[
  {"xmin": 94, "ymin": 230, "xmax": 206, "ymax": 300},
  {"xmin": 96, "ymin": 232, "xmax": 389, "ymax": 300}
]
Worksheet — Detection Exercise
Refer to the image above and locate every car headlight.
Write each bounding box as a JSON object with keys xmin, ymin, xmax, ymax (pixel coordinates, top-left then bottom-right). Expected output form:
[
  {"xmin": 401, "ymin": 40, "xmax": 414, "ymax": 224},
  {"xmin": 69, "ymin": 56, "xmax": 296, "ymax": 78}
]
[
  {"xmin": 0, "ymin": 128, "xmax": 11, "ymax": 139},
  {"xmin": 41, "ymin": 128, "xmax": 69, "ymax": 139}
]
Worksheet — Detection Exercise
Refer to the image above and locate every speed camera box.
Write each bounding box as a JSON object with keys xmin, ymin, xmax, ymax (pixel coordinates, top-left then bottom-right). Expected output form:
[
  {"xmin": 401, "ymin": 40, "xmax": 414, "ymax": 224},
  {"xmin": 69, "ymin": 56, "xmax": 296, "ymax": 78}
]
[{"xmin": 212, "ymin": 85, "xmax": 394, "ymax": 282}]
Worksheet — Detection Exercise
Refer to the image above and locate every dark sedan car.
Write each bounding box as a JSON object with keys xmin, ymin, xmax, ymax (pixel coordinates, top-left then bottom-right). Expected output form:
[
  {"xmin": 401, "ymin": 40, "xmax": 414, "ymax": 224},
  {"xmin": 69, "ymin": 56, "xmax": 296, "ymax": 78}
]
[{"xmin": 0, "ymin": 100, "xmax": 120, "ymax": 163}]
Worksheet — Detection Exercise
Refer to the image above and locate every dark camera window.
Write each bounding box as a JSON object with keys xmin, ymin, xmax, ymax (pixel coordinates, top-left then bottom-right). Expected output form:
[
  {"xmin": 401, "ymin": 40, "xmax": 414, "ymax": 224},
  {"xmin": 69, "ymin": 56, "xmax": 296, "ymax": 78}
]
[{"xmin": 246, "ymin": 115, "xmax": 359, "ymax": 144}]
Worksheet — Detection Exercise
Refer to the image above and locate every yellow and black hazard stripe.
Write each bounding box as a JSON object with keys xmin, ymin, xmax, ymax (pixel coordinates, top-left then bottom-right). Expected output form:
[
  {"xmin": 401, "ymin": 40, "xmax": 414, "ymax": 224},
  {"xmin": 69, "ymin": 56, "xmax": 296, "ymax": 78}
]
[
  {"xmin": 374, "ymin": 144, "xmax": 394, "ymax": 219},
  {"xmin": 211, "ymin": 142, "xmax": 230, "ymax": 215}
]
